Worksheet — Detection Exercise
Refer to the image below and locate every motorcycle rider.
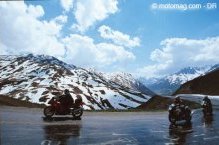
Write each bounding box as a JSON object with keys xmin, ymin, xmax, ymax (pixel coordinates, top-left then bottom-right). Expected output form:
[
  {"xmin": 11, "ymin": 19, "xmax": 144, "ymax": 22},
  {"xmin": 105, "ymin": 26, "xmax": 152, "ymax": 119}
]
[
  {"xmin": 203, "ymin": 96, "xmax": 212, "ymax": 106},
  {"xmin": 202, "ymin": 95, "xmax": 212, "ymax": 114},
  {"xmin": 169, "ymin": 96, "xmax": 191, "ymax": 125},
  {"xmin": 59, "ymin": 89, "xmax": 74, "ymax": 113},
  {"xmin": 44, "ymin": 90, "xmax": 83, "ymax": 118},
  {"xmin": 173, "ymin": 96, "xmax": 183, "ymax": 106}
]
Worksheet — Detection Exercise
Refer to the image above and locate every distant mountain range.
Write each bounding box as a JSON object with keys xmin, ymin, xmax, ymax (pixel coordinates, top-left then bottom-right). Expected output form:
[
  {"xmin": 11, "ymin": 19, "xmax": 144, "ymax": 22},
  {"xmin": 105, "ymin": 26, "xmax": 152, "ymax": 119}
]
[
  {"xmin": 1, "ymin": 54, "xmax": 218, "ymax": 110},
  {"xmin": 174, "ymin": 68, "xmax": 219, "ymax": 95},
  {"xmin": 103, "ymin": 72, "xmax": 156, "ymax": 96},
  {"xmin": 138, "ymin": 65, "xmax": 219, "ymax": 96},
  {"xmin": 0, "ymin": 54, "xmax": 155, "ymax": 110}
]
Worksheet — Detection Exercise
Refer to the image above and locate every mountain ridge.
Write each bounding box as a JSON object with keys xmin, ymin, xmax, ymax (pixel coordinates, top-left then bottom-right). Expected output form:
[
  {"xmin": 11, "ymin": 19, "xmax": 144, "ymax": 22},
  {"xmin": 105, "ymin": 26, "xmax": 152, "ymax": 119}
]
[
  {"xmin": 0, "ymin": 54, "xmax": 154, "ymax": 110},
  {"xmin": 174, "ymin": 68, "xmax": 219, "ymax": 95},
  {"xmin": 139, "ymin": 65, "xmax": 214, "ymax": 95}
]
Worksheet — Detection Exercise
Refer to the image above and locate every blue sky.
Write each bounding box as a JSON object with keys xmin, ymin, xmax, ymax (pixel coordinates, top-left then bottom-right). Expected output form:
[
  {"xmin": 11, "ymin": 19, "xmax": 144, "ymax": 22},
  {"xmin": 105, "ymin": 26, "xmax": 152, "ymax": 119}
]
[{"xmin": 1, "ymin": 0, "xmax": 219, "ymax": 77}]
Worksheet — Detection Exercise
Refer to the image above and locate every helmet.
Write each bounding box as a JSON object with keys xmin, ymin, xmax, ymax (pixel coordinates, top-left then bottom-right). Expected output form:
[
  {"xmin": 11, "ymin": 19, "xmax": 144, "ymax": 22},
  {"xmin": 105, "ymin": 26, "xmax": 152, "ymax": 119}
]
[
  {"xmin": 203, "ymin": 95, "xmax": 208, "ymax": 100},
  {"xmin": 76, "ymin": 95, "xmax": 82, "ymax": 99},
  {"xmin": 64, "ymin": 89, "xmax": 70, "ymax": 95},
  {"xmin": 174, "ymin": 96, "xmax": 181, "ymax": 104}
]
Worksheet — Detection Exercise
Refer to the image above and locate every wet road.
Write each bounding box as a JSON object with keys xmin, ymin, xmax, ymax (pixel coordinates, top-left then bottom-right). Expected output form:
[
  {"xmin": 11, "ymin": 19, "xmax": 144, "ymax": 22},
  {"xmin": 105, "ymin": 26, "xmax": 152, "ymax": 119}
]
[{"xmin": 1, "ymin": 104, "xmax": 219, "ymax": 145}]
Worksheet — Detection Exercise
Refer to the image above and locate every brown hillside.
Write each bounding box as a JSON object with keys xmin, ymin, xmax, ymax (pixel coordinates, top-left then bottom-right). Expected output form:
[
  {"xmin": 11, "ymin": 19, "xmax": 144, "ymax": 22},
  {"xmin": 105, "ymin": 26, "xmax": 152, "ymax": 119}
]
[
  {"xmin": 174, "ymin": 69, "xmax": 219, "ymax": 95},
  {"xmin": 0, "ymin": 95, "xmax": 45, "ymax": 108},
  {"xmin": 136, "ymin": 95, "xmax": 201, "ymax": 110}
]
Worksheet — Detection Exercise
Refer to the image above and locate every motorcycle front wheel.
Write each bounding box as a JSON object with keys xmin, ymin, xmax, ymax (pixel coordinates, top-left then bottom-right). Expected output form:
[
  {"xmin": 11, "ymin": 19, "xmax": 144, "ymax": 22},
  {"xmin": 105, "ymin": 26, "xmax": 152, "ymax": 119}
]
[{"xmin": 44, "ymin": 106, "xmax": 55, "ymax": 118}]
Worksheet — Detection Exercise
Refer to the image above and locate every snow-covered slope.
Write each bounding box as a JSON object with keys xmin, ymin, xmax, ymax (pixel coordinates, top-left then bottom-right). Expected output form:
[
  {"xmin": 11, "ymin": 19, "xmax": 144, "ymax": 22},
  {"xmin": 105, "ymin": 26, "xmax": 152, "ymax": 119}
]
[
  {"xmin": 139, "ymin": 66, "xmax": 212, "ymax": 96},
  {"xmin": 0, "ymin": 55, "xmax": 153, "ymax": 110},
  {"xmin": 103, "ymin": 72, "xmax": 155, "ymax": 96}
]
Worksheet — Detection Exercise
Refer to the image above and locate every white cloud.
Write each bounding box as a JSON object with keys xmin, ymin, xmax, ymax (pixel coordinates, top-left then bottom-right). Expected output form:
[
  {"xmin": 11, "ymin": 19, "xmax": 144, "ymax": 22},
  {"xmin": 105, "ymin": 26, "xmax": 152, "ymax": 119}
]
[
  {"xmin": 98, "ymin": 25, "xmax": 140, "ymax": 48},
  {"xmin": 137, "ymin": 63, "xmax": 170, "ymax": 78},
  {"xmin": 60, "ymin": 0, "xmax": 74, "ymax": 12},
  {"xmin": 0, "ymin": 43, "xmax": 8, "ymax": 55},
  {"xmin": 72, "ymin": 0, "xmax": 119, "ymax": 32},
  {"xmin": 0, "ymin": 1, "xmax": 66, "ymax": 57},
  {"xmin": 0, "ymin": 1, "xmax": 134, "ymax": 70},
  {"xmin": 62, "ymin": 34, "xmax": 135, "ymax": 68},
  {"xmin": 53, "ymin": 15, "xmax": 68, "ymax": 24},
  {"xmin": 27, "ymin": 4, "xmax": 44, "ymax": 18},
  {"xmin": 138, "ymin": 37, "xmax": 219, "ymax": 77}
]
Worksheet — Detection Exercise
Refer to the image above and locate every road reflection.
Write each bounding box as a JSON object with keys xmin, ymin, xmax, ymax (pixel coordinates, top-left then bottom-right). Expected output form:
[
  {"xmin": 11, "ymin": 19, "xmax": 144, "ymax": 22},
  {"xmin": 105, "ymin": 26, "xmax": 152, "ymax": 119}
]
[
  {"xmin": 42, "ymin": 116, "xmax": 81, "ymax": 122},
  {"xmin": 168, "ymin": 123, "xmax": 193, "ymax": 144},
  {"xmin": 41, "ymin": 124, "xmax": 81, "ymax": 145},
  {"xmin": 203, "ymin": 115, "xmax": 214, "ymax": 128}
]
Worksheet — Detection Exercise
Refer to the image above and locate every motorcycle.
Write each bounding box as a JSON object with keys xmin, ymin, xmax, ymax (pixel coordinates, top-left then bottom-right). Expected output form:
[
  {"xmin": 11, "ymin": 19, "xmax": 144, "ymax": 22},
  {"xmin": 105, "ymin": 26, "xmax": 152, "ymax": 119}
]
[
  {"xmin": 202, "ymin": 100, "xmax": 213, "ymax": 116},
  {"xmin": 168, "ymin": 104, "xmax": 191, "ymax": 125},
  {"xmin": 44, "ymin": 97, "xmax": 84, "ymax": 118}
]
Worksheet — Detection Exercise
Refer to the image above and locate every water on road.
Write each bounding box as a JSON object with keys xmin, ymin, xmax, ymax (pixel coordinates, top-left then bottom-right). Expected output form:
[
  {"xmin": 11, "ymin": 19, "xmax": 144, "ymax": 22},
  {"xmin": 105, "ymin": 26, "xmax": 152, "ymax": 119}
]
[{"xmin": 1, "ymin": 105, "xmax": 219, "ymax": 145}]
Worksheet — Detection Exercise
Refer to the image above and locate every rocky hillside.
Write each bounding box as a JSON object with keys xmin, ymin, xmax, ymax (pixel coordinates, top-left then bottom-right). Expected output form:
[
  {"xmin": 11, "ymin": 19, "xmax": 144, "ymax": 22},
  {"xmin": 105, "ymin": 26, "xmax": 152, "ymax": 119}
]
[
  {"xmin": 103, "ymin": 72, "xmax": 155, "ymax": 96},
  {"xmin": 136, "ymin": 95, "xmax": 201, "ymax": 110},
  {"xmin": 174, "ymin": 69, "xmax": 219, "ymax": 95},
  {"xmin": 0, "ymin": 54, "xmax": 154, "ymax": 110}
]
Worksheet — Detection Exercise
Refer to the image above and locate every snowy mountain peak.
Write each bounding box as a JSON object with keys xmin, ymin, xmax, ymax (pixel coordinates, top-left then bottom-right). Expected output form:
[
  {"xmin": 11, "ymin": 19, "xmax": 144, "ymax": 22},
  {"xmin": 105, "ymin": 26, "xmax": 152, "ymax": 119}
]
[
  {"xmin": 103, "ymin": 72, "xmax": 155, "ymax": 96},
  {"xmin": 168, "ymin": 66, "xmax": 211, "ymax": 84},
  {"xmin": 176, "ymin": 66, "xmax": 211, "ymax": 75},
  {"xmin": 208, "ymin": 64, "xmax": 219, "ymax": 73},
  {"xmin": 0, "ymin": 54, "xmax": 153, "ymax": 110},
  {"xmin": 139, "ymin": 65, "xmax": 216, "ymax": 95},
  {"xmin": 25, "ymin": 54, "xmax": 76, "ymax": 70},
  {"xmin": 105, "ymin": 72, "xmax": 135, "ymax": 86}
]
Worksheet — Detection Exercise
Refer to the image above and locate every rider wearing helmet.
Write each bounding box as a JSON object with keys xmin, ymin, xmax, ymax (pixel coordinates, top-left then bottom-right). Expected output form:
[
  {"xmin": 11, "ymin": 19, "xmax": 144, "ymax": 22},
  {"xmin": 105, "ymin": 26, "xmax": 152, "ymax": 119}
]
[
  {"xmin": 59, "ymin": 89, "xmax": 74, "ymax": 112},
  {"xmin": 169, "ymin": 96, "xmax": 192, "ymax": 125},
  {"xmin": 203, "ymin": 95, "xmax": 212, "ymax": 105},
  {"xmin": 174, "ymin": 96, "xmax": 183, "ymax": 106}
]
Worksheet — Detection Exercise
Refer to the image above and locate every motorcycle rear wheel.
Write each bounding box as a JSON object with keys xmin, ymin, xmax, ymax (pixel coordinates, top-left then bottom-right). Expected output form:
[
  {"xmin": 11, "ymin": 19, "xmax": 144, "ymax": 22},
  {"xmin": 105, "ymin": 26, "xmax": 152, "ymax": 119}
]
[
  {"xmin": 72, "ymin": 108, "xmax": 83, "ymax": 118},
  {"xmin": 44, "ymin": 106, "xmax": 55, "ymax": 118}
]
